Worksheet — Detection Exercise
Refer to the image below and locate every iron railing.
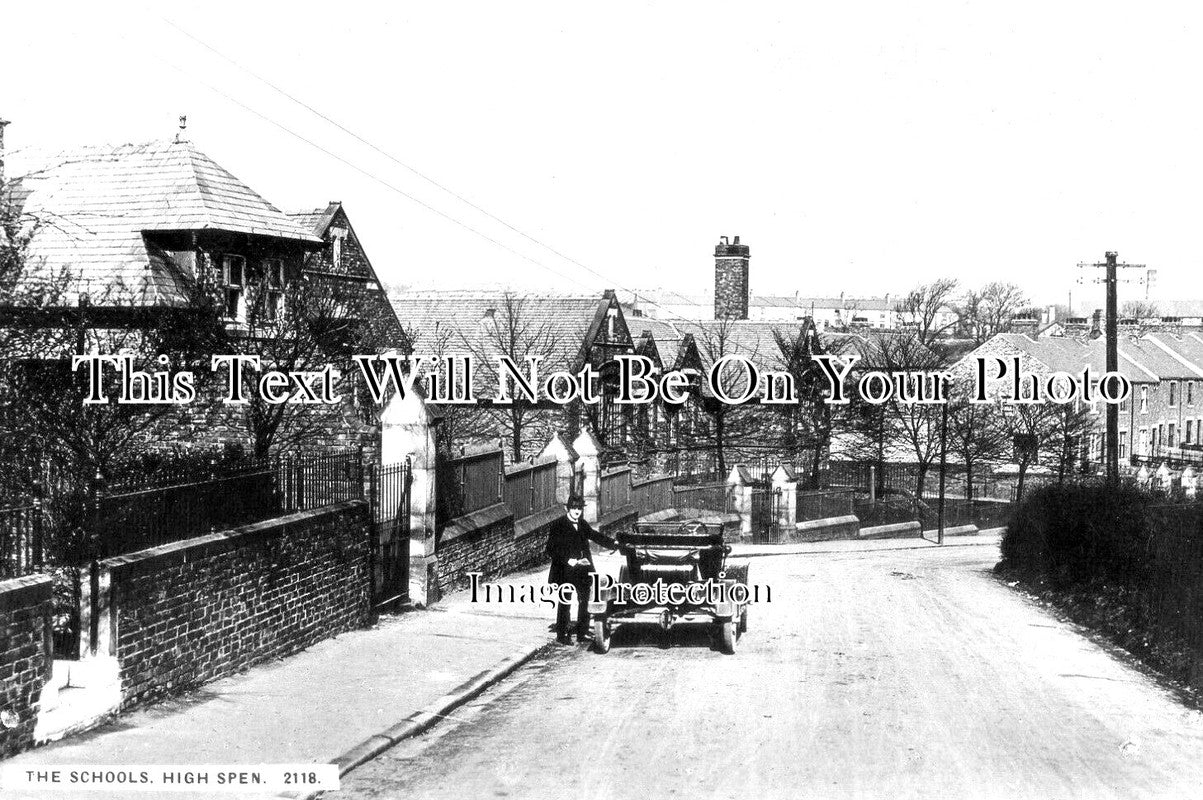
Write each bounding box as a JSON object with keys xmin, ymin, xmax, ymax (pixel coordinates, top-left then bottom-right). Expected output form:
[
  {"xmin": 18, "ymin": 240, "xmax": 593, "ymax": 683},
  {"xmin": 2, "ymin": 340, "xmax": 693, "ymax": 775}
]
[{"xmin": 0, "ymin": 502, "xmax": 43, "ymax": 578}]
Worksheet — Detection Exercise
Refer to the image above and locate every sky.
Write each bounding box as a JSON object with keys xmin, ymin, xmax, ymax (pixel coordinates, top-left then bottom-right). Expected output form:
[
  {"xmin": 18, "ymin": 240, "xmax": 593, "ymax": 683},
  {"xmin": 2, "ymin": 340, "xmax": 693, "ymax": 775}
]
[{"xmin": 4, "ymin": 1, "xmax": 1201, "ymax": 313}]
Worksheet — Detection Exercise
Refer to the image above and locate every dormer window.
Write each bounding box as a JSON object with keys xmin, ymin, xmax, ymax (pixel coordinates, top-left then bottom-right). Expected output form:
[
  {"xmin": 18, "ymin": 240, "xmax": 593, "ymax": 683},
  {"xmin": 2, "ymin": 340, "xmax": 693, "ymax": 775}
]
[{"xmin": 222, "ymin": 254, "xmax": 246, "ymax": 321}]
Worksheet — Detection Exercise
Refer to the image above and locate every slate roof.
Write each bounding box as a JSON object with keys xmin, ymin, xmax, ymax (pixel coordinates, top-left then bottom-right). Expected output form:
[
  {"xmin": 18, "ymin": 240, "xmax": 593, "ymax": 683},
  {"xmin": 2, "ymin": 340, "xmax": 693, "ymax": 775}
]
[
  {"xmin": 636, "ymin": 317, "xmax": 867, "ymax": 372},
  {"xmin": 288, "ymin": 202, "xmax": 341, "ymax": 237},
  {"xmin": 1153, "ymin": 300, "xmax": 1203, "ymax": 318},
  {"xmin": 389, "ymin": 290, "xmax": 619, "ymax": 395},
  {"xmin": 8, "ymin": 139, "xmax": 318, "ymax": 306},
  {"xmin": 956, "ymin": 332, "xmax": 1203, "ymax": 384}
]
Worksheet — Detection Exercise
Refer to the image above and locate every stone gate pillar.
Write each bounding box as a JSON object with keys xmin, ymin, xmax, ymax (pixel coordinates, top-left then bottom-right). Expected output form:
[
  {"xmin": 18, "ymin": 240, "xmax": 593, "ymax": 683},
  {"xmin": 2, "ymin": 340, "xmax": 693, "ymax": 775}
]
[
  {"xmin": 572, "ymin": 429, "xmax": 602, "ymax": 525},
  {"xmin": 771, "ymin": 465, "xmax": 798, "ymax": 530},
  {"xmin": 380, "ymin": 388, "xmax": 438, "ymax": 606},
  {"xmin": 727, "ymin": 466, "xmax": 754, "ymax": 539}
]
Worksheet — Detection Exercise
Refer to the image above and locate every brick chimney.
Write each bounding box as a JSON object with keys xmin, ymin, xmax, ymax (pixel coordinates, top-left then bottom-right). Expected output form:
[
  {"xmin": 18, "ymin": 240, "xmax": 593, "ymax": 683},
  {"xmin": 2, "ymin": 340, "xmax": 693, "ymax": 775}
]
[
  {"xmin": 0, "ymin": 118, "xmax": 9, "ymax": 186},
  {"xmin": 714, "ymin": 235, "xmax": 750, "ymax": 320}
]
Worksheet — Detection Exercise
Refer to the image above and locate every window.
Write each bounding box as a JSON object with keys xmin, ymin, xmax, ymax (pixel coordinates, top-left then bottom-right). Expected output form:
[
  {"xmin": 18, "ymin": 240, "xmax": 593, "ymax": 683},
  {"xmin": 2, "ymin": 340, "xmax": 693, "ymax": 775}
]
[
  {"xmin": 1187, "ymin": 420, "xmax": 1193, "ymax": 444},
  {"xmin": 1169, "ymin": 423, "xmax": 1176, "ymax": 448},
  {"xmin": 1119, "ymin": 433, "xmax": 1127, "ymax": 460},
  {"xmin": 221, "ymin": 254, "xmax": 246, "ymax": 321},
  {"xmin": 1140, "ymin": 386, "xmax": 1148, "ymax": 414},
  {"xmin": 330, "ymin": 226, "xmax": 348, "ymax": 271},
  {"xmin": 1170, "ymin": 381, "xmax": 1178, "ymax": 407},
  {"xmin": 1139, "ymin": 428, "xmax": 1148, "ymax": 455},
  {"xmin": 1190, "ymin": 381, "xmax": 1195, "ymax": 406},
  {"xmin": 258, "ymin": 258, "xmax": 285, "ymax": 322}
]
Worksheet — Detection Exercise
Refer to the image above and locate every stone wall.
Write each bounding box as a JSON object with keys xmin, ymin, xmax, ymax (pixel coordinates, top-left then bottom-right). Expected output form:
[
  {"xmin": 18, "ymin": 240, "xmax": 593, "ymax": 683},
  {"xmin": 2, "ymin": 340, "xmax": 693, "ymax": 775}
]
[
  {"xmin": 91, "ymin": 501, "xmax": 371, "ymax": 709},
  {"xmin": 0, "ymin": 574, "xmax": 53, "ymax": 757}
]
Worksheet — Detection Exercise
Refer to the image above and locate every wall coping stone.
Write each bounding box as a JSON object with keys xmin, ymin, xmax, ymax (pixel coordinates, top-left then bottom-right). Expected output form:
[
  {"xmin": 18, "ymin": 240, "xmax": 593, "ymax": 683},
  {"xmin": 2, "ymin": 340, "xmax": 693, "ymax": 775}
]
[
  {"xmin": 98, "ymin": 501, "xmax": 369, "ymax": 574},
  {"xmin": 514, "ymin": 505, "xmax": 563, "ymax": 540},
  {"xmin": 0, "ymin": 573, "xmax": 53, "ymax": 612},
  {"xmin": 504, "ymin": 455, "xmax": 558, "ymax": 477},
  {"xmin": 440, "ymin": 502, "xmax": 513, "ymax": 547},
  {"xmin": 930, "ymin": 524, "xmax": 979, "ymax": 537},
  {"xmin": 858, "ymin": 521, "xmax": 922, "ymax": 539},
  {"xmin": 795, "ymin": 514, "xmax": 860, "ymax": 532},
  {"xmin": 598, "ymin": 504, "xmax": 638, "ymax": 532}
]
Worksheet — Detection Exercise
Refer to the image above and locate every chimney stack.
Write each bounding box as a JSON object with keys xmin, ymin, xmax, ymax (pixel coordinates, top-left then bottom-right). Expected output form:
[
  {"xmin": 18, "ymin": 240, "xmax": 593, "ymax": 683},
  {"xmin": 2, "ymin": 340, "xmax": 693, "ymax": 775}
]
[
  {"xmin": 714, "ymin": 234, "xmax": 750, "ymax": 320},
  {"xmin": 1011, "ymin": 315, "xmax": 1039, "ymax": 338}
]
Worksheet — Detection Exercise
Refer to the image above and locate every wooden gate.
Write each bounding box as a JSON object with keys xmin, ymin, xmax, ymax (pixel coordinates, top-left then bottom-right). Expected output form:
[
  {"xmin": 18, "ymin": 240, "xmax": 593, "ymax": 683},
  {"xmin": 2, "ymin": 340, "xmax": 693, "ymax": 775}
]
[{"xmin": 369, "ymin": 459, "xmax": 413, "ymax": 608}]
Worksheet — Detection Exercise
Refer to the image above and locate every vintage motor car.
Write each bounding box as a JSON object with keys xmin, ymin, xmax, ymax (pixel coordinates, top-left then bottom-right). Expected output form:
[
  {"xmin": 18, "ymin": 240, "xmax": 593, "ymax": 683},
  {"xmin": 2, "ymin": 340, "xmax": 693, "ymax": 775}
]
[{"xmin": 588, "ymin": 520, "xmax": 749, "ymax": 654}]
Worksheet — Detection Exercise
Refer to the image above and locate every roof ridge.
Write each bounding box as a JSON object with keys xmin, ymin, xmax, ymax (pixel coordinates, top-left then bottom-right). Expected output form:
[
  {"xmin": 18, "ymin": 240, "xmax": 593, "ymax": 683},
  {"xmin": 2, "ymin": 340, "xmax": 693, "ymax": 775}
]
[{"xmin": 174, "ymin": 140, "xmax": 213, "ymax": 229}]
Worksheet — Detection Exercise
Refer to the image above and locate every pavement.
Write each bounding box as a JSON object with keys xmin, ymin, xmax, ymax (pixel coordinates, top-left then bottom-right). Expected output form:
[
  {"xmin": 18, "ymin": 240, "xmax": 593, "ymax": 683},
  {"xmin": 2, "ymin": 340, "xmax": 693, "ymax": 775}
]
[{"xmin": 0, "ymin": 531, "xmax": 1003, "ymax": 798}]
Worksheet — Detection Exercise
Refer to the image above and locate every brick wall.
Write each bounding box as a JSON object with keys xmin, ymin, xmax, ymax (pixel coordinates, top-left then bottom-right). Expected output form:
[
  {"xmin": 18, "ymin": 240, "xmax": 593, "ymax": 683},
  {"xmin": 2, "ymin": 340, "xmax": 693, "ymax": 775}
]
[
  {"xmin": 94, "ymin": 501, "xmax": 371, "ymax": 709},
  {"xmin": 433, "ymin": 504, "xmax": 556, "ymax": 597},
  {"xmin": 0, "ymin": 574, "xmax": 53, "ymax": 757}
]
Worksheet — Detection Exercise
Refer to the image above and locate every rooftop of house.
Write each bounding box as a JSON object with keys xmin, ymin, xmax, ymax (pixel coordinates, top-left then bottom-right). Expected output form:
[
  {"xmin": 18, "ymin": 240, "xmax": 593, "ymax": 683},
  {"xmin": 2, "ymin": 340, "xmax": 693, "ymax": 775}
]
[
  {"xmin": 635, "ymin": 317, "xmax": 870, "ymax": 371},
  {"xmin": 389, "ymin": 289, "xmax": 621, "ymax": 378},
  {"xmin": 287, "ymin": 202, "xmax": 342, "ymax": 238},
  {"xmin": 964, "ymin": 330, "xmax": 1203, "ymax": 384},
  {"xmin": 5, "ymin": 139, "xmax": 318, "ymax": 306}
]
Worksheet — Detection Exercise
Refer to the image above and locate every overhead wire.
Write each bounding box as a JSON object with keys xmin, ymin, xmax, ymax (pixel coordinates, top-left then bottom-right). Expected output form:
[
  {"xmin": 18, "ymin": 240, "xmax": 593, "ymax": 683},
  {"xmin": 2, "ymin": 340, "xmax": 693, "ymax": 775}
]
[{"xmin": 152, "ymin": 19, "xmax": 853, "ymax": 369}]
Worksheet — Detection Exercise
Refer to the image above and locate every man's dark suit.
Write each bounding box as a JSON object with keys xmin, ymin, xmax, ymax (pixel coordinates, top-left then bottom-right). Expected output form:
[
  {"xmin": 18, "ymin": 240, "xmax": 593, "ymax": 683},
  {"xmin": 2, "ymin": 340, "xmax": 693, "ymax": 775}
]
[{"xmin": 546, "ymin": 514, "xmax": 619, "ymax": 640}]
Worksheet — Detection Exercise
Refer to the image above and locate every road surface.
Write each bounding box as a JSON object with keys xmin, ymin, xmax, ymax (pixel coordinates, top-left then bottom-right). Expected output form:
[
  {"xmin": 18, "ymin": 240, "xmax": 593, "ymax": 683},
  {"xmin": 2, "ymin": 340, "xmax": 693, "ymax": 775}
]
[{"xmin": 336, "ymin": 541, "xmax": 1203, "ymax": 799}]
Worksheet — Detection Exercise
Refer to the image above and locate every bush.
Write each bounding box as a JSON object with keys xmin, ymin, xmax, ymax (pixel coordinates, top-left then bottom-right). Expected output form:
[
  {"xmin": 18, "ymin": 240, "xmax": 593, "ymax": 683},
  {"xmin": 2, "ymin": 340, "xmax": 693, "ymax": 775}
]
[{"xmin": 1001, "ymin": 483, "xmax": 1154, "ymax": 588}]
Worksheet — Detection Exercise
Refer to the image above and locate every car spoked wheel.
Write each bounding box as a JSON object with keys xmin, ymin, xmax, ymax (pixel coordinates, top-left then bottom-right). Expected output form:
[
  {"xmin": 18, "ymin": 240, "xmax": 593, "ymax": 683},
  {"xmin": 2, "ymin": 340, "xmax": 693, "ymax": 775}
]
[
  {"xmin": 718, "ymin": 619, "xmax": 737, "ymax": 654},
  {"xmin": 592, "ymin": 619, "xmax": 611, "ymax": 654}
]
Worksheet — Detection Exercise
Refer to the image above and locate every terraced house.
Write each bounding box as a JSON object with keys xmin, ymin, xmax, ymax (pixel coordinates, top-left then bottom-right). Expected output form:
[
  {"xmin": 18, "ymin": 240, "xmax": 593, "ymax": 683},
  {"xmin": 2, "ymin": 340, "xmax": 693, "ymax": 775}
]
[{"xmin": 961, "ymin": 329, "xmax": 1203, "ymax": 469}]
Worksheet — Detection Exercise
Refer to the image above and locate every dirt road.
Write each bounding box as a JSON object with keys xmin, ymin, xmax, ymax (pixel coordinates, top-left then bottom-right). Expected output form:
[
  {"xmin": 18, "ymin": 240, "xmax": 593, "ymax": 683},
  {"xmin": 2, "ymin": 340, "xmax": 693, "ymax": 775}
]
[{"xmin": 337, "ymin": 542, "xmax": 1203, "ymax": 799}]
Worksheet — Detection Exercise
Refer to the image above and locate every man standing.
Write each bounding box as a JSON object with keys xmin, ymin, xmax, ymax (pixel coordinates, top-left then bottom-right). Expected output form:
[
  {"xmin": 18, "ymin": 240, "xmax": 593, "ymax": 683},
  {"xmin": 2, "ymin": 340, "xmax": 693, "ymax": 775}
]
[{"xmin": 546, "ymin": 493, "xmax": 619, "ymax": 644}]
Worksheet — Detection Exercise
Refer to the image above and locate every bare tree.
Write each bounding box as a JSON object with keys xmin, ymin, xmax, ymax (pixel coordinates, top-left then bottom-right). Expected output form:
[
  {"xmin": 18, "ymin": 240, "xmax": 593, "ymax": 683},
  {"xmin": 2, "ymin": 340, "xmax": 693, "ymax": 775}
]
[
  {"xmin": 958, "ymin": 282, "xmax": 1029, "ymax": 346},
  {"xmin": 946, "ymin": 384, "xmax": 1009, "ymax": 501},
  {"xmin": 894, "ymin": 278, "xmax": 959, "ymax": 345},
  {"xmin": 1121, "ymin": 300, "xmax": 1160, "ymax": 320},
  {"xmin": 461, "ymin": 294, "xmax": 575, "ymax": 462},
  {"xmin": 774, "ymin": 321, "xmax": 832, "ymax": 488},
  {"xmin": 691, "ymin": 318, "xmax": 768, "ymax": 478},
  {"xmin": 1000, "ymin": 400, "xmax": 1096, "ymax": 502}
]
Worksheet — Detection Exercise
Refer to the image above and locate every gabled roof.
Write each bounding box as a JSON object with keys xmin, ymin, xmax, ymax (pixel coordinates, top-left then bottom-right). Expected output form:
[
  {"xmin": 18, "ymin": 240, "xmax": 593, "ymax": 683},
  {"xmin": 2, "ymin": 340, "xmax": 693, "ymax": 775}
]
[
  {"xmin": 958, "ymin": 332, "xmax": 1176, "ymax": 384},
  {"xmin": 288, "ymin": 202, "xmax": 342, "ymax": 237},
  {"xmin": 637, "ymin": 317, "xmax": 868, "ymax": 374},
  {"xmin": 389, "ymin": 290, "xmax": 626, "ymax": 396},
  {"xmin": 8, "ymin": 139, "xmax": 319, "ymax": 306}
]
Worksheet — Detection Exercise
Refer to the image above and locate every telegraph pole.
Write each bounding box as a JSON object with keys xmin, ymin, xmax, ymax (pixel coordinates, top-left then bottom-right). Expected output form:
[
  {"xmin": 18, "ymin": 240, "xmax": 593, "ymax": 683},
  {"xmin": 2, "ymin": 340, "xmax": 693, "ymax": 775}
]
[{"xmin": 1077, "ymin": 252, "xmax": 1146, "ymax": 485}]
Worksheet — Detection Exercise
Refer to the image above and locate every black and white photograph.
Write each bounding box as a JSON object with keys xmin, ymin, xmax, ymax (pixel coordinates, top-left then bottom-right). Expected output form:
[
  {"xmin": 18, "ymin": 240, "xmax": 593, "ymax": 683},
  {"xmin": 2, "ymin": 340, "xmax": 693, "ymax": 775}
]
[{"xmin": 2, "ymin": 2, "xmax": 1203, "ymax": 798}]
